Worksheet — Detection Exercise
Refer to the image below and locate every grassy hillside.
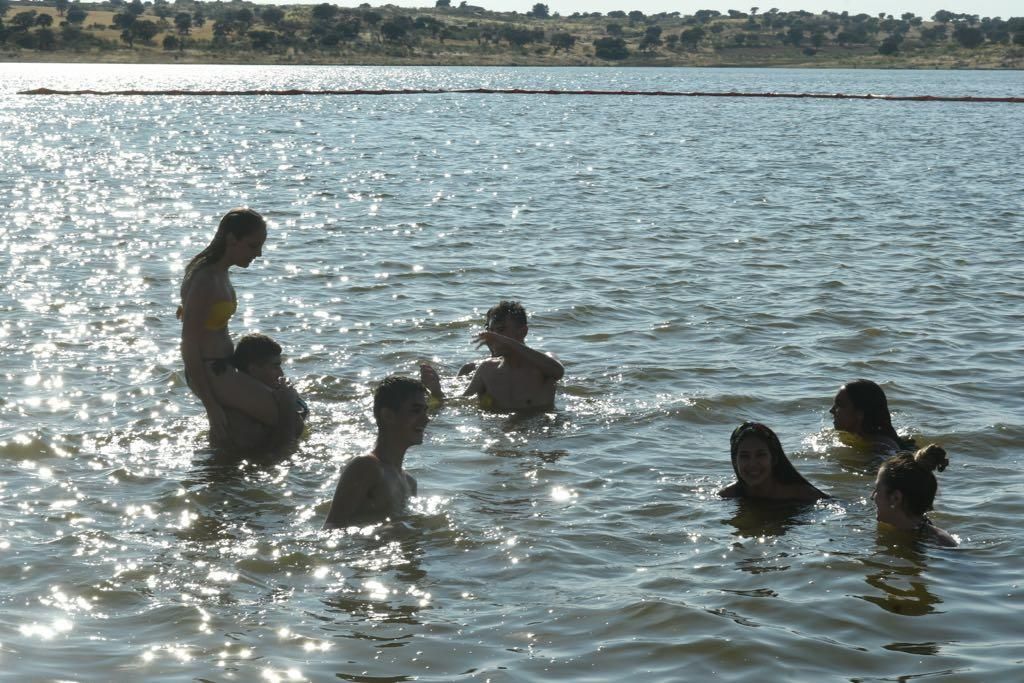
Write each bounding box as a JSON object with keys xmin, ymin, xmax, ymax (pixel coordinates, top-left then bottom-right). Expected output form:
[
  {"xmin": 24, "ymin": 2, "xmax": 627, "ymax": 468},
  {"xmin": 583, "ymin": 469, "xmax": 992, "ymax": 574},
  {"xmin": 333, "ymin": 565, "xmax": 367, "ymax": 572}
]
[{"xmin": 2, "ymin": 2, "xmax": 1022, "ymax": 69}]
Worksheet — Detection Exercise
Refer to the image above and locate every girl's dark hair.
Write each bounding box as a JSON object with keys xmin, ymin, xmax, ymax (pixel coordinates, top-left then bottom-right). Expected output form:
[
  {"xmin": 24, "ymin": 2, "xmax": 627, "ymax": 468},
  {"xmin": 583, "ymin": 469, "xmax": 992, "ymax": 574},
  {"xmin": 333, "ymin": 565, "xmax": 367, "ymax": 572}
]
[
  {"xmin": 879, "ymin": 444, "xmax": 949, "ymax": 515},
  {"xmin": 842, "ymin": 379, "xmax": 916, "ymax": 449},
  {"xmin": 729, "ymin": 422, "xmax": 818, "ymax": 494},
  {"xmin": 183, "ymin": 208, "xmax": 266, "ymax": 284}
]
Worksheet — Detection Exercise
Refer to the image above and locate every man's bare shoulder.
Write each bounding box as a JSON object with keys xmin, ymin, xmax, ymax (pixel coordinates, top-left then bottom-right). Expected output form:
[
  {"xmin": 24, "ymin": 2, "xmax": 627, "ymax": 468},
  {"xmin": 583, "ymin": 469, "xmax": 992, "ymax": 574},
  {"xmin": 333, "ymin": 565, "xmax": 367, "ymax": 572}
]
[{"xmin": 342, "ymin": 454, "xmax": 385, "ymax": 478}]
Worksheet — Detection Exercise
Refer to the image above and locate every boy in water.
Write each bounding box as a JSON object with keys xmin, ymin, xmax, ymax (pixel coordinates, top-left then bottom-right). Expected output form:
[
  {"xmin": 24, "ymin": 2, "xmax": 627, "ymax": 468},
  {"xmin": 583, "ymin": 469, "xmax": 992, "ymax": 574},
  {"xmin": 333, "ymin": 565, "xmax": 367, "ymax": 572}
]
[
  {"xmin": 323, "ymin": 375, "xmax": 427, "ymax": 528},
  {"xmin": 421, "ymin": 300, "xmax": 564, "ymax": 412},
  {"xmin": 222, "ymin": 333, "xmax": 308, "ymax": 453}
]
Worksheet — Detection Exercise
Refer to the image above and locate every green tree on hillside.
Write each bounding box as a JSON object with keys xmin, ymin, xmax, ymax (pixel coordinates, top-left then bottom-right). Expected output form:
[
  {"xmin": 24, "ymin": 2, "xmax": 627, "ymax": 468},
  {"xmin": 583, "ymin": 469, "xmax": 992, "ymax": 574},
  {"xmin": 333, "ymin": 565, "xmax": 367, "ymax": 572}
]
[
  {"xmin": 66, "ymin": 7, "xmax": 88, "ymax": 25},
  {"xmin": 953, "ymin": 23, "xmax": 984, "ymax": 47},
  {"xmin": 549, "ymin": 31, "xmax": 575, "ymax": 52},
  {"xmin": 593, "ymin": 35, "xmax": 628, "ymax": 59},
  {"xmin": 54, "ymin": 0, "xmax": 68, "ymax": 17},
  {"xmin": 529, "ymin": 4, "xmax": 549, "ymax": 19},
  {"xmin": 260, "ymin": 7, "xmax": 284, "ymax": 27}
]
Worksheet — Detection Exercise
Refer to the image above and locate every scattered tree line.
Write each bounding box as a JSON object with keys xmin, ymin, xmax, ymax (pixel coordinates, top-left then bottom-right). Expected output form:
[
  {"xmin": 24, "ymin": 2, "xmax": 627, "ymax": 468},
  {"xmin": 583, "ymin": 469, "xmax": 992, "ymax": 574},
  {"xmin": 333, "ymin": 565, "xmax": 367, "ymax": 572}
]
[{"xmin": 1, "ymin": 0, "xmax": 1022, "ymax": 62}]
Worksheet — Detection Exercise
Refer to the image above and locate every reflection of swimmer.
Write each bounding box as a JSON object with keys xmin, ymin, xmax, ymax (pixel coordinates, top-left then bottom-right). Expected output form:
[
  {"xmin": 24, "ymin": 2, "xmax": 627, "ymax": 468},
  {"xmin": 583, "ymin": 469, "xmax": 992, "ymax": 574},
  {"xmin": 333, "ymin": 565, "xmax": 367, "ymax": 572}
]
[
  {"xmin": 830, "ymin": 379, "xmax": 916, "ymax": 454},
  {"xmin": 324, "ymin": 376, "xmax": 427, "ymax": 529},
  {"xmin": 719, "ymin": 422, "xmax": 828, "ymax": 503},
  {"xmin": 421, "ymin": 301, "xmax": 564, "ymax": 413},
  {"xmin": 221, "ymin": 333, "xmax": 308, "ymax": 455},
  {"xmin": 178, "ymin": 208, "xmax": 272, "ymax": 441},
  {"xmin": 872, "ymin": 445, "xmax": 957, "ymax": 547}
]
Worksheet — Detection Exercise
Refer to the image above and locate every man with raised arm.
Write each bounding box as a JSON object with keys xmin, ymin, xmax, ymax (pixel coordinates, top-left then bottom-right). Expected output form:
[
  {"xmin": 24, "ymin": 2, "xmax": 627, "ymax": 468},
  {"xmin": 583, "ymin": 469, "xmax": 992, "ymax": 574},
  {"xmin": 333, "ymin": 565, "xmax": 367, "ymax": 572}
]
[
  {"xmin": 421, "ymin": 300, "xmax": 564, "ymax": 412},
  {"xmin": 323, "ymin": 375, "xmax": 427, "ymax": 528}
]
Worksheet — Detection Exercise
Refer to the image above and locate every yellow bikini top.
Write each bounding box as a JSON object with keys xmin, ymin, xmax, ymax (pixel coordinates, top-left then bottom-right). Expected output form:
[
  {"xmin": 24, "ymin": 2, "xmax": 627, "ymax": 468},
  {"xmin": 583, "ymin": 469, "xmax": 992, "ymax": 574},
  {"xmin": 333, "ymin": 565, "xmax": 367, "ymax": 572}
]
[{"xmin": 204, "ymin": 298, "xmax": 237, "ymax": 331}]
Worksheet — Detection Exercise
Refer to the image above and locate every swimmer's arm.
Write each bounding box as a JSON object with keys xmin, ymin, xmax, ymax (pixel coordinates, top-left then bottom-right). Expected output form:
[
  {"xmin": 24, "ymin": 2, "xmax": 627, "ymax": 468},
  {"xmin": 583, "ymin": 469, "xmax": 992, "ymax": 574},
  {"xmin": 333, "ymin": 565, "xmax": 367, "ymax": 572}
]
[
  {"xmin": 323, "ymin": 457, "xmax": 381, "ymax": 529},
  {"xmin": 266, "ymin": 381, "xmax": 306, "ymax": 451},
  {"xmin": 405, "ymin": 472, "xmax": 418, "ymax": 497},
  {"xmin": 461, "ymin": 362, "xmax": 491, "ymax": 398},
  {"xmin": 478, "ymin": 332, "xmax": 564, "ymax": 380},
  {"xmin": 420, "ymin": 364, "xmax": 446, "ymax": 401}
]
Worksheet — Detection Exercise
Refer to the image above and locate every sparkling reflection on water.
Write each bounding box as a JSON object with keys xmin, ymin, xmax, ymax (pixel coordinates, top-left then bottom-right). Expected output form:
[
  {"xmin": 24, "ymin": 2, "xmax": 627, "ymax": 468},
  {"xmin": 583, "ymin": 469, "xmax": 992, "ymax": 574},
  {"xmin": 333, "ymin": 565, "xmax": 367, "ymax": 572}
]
[{"xmin": 1, "ymin": 64, "xmax": 1023, "ymax": 681}]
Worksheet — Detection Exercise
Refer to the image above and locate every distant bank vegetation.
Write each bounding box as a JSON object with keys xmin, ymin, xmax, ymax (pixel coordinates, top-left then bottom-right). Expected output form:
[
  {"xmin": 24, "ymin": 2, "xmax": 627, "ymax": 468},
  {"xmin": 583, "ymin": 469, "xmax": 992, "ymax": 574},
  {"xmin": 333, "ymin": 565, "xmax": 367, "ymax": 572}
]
[{"xmin": 2, "ymin": 0, "xmax": 1022, "ymax": 68}]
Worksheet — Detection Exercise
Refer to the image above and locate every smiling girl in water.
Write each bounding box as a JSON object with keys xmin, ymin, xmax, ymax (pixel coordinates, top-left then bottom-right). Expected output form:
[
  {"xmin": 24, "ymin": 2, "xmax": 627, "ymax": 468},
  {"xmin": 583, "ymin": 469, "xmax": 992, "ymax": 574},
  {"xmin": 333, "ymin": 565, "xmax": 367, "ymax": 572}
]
[{"xmin": 719, "ymin": 422, "xmax": 828, "ymax": 503}]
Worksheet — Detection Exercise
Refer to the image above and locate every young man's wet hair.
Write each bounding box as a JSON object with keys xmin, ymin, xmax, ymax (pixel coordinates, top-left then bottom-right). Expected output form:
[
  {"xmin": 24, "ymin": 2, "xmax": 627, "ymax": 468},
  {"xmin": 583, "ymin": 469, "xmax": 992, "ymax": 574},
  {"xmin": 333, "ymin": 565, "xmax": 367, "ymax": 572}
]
[
  {"xmin": 373, "ymin": 375, "xmax": 427, "ymax": 425},
  {"xmin": 486, "ymin": 300, "xmax": 527, "ymax": 329},
  {"xmin": 232, "ymin": 333, "xmax": 282, "ymax": 373}
]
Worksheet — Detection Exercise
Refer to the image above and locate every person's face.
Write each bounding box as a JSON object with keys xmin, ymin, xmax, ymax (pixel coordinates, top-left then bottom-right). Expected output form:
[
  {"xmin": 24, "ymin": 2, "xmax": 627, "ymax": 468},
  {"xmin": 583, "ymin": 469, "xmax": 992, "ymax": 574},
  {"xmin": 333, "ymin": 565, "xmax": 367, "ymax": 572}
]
[
  {"xmin": 830, "ymin": 387, "xmax": 863, "ymax": 434},
  {"xmin": 248, "ymin": 355, "xmax": 284, "ymax": 388},
  {"xmin": 383, "ymin": 391, "xmax": 429, "ymax": 447},
  {"xmin": 227, "ymin": 227, "xmax": 266, "ymax": 268},
  {"xmin": 872, "ymin": 468, "xmax": 901, "ymax": 525},
  {"xmin": 734, "ymin": 435, "xmax": 774, "ymax": 489},
  {"xmin": 485, "ymin": 315, "xmax": 527, "ymax": 354}
]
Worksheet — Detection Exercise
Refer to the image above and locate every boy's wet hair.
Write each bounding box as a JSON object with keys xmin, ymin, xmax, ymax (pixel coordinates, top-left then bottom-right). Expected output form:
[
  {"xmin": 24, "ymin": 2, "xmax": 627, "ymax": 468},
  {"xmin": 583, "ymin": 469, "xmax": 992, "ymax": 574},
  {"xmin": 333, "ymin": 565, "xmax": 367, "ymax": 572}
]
[
  {"xmin": 486, "ymin": 300, "xmax": 527, "ymax": 328},
  {"xmin": 373, "ymin": 375, "xmax": 426, "ymax": 425},
  {"xmin": 232, "ymin": 333, "xmax": 282, "ymax": 373},
  {"xmin": 879, "ymin": 444, "xmax": 949, "ymax": 515}
]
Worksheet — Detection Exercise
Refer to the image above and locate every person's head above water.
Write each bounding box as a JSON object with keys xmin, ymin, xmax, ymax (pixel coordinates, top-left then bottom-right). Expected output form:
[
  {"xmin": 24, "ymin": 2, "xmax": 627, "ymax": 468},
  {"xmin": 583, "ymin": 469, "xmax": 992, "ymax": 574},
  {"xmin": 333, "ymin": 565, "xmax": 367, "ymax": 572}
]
[
  {"xmin": 830, "ymin": 379, "xmax": 905, "ymax": 445},
  {"xmin": 729, "ymin": 422, "xmax": 815, "ymax": 493},
  {"xmin": 373, "ymin": 374, "xmax": 428, "ymax": 428},
  {"xmin": 232, "ymin": 333, "xmax": 283, "ymax": 387},
  {"xmin": 184, "ymin": 207, "xmax": 267, "ymax": 282},
  {"xmin": 486, "ymin": 301, "xmax": 528, "ymax": 338},
  {"xmin": 875, "ymin": 444, "xmax": 948, "ymax": 519},
  {"xmin": 873, "ymin": 444, "xmax": 956, "ymax": 546}
]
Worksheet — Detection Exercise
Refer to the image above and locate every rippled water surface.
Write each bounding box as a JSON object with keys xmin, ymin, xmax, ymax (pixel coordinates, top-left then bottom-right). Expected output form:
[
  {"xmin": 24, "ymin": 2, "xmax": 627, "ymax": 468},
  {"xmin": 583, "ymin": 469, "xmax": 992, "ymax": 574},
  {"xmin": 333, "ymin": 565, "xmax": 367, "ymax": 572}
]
[{"xmin": 1, "ymin": 64, "xmax": 1023, "ymax": 681}]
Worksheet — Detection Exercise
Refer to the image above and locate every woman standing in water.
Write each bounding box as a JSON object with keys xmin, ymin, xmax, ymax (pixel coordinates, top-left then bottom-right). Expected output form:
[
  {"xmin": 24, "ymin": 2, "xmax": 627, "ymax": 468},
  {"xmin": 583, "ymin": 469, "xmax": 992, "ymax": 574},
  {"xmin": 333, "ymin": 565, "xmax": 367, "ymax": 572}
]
[
  {"xmin": 873, "ymin": 444, "xmax": 957, "ymax": 547},
  {"xmin": 830, "ymin": 379, "xmax": 916, "ymax": 454},
  {"xmin": 719, "ymin": 422, "xmax": 828, "ymax": 503},
  {"xmin": 178, "ymin": 208, "xmax": 277, "ymax": 440}
]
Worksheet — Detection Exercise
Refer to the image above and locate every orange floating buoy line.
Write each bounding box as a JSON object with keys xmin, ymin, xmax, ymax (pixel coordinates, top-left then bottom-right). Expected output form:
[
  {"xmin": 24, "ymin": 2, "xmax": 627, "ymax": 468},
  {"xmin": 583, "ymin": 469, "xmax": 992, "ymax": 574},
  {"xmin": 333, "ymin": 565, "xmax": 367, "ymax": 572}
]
[{"xmin": 16, "ymin": 87, "xmax": 1024, "ymax": 103}]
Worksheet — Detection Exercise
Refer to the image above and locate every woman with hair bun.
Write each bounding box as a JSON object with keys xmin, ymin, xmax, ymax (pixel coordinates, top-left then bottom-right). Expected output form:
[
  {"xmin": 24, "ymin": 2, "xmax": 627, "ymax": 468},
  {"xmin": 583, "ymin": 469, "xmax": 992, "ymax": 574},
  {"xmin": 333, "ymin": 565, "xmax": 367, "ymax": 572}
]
[
  {"xmin": 872, "ymin": 445, "xmax": 957, "ymax": 547},
  {"xmin": 178, "ymin": 208, "xmax": 279, "ymax": 441},
  {"xmin": 830, "ymin": 379, "xmax": 917, "ymax": 453},
  {"xmin": 719, "ymin": 422, "xmax": 829, "ymax": 503}
]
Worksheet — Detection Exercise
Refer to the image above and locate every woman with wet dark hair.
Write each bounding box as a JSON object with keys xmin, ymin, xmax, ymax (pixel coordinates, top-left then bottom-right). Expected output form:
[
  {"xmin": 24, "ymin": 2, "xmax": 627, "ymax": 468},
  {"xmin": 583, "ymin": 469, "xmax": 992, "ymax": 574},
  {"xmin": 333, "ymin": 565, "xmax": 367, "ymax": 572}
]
[
  {"xmin": 719, "ymin": 422, "xmax": 828, "ymax": 503},
  {"xmin": 873, "ymin": 444, "xmax": 957, "ymax": 547},
  {"xmin": 830, "ymin": 379, "xmax": 916, "ymax": 453}
]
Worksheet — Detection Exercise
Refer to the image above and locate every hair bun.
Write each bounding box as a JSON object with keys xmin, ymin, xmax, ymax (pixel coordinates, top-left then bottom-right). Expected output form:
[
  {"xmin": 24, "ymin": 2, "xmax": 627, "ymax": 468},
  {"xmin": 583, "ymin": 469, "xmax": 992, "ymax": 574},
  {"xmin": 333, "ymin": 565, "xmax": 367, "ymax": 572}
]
[{"xmin": 913, "ymin": 444, "xmax": 948, "ymax": 473}]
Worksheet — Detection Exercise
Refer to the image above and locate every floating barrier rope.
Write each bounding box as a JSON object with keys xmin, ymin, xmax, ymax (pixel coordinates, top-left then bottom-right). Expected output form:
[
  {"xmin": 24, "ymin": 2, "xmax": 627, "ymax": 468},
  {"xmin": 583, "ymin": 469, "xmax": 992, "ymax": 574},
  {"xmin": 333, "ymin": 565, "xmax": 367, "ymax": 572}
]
[{"xmin": 16, "ymin": 87, "xmax": 1024, "ymax": 103}]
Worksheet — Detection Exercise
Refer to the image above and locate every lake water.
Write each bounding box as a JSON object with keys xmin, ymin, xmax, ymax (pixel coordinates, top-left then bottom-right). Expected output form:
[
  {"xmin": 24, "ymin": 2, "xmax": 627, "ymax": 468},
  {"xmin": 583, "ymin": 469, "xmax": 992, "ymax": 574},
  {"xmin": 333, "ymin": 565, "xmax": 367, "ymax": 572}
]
[{"xmin": 1, "ymin": 64, "xmax": 1022, "ymax": 681}]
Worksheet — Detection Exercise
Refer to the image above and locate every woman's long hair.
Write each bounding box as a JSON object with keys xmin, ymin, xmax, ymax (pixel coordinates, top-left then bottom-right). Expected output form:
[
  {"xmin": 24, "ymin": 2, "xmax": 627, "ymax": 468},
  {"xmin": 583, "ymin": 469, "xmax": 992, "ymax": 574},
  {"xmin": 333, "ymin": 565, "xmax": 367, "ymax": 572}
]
[
  {"xmin": 183, "ymin": 208, "xmax": 266, "ymax": 286},
  {"xmin": 729, "ymin": 422, "xmax": 823, "ymax": 496},
  {"xmin": 843, "ymin": 379, "xmax": 916, "ymax": 449}
]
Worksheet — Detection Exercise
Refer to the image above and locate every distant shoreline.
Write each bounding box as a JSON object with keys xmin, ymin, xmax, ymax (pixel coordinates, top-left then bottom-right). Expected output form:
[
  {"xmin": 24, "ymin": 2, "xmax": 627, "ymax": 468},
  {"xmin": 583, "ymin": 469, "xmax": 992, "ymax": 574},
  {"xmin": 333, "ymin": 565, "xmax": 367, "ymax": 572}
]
[
  {"xmin": 4, "ymin": 3, "xmax": 1022, "ymax": 71},
  {"xmin": 3, "ymin": 51, "xmax": 1020, "ymax": 70}
]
